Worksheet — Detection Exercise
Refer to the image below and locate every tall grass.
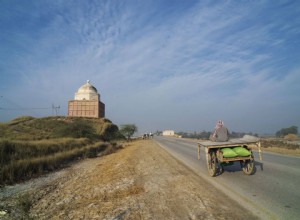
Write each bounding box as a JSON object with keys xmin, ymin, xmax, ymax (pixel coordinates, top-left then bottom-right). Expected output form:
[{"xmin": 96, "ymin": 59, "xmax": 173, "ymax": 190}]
[
  {"xmin": 0, "ymin": 116, "xmax": 124, "ymax": 185},
  {"xmin": 0, "ymin": 141, "xmax": 120, "ymax": 185},
  {"xmin": 0, "ymin": 138, "xmax": 91, "ymax": 165}
]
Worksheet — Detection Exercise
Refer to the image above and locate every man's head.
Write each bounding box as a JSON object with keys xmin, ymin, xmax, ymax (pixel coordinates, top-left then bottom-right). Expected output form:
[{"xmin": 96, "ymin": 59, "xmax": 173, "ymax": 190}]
[{"xmin": 216, "ymin": 120, "xmax": 224, "ymax": 127}]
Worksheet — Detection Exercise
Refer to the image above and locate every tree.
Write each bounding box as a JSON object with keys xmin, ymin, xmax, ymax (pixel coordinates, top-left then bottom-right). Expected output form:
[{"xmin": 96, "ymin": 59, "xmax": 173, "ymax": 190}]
[
  {"xmin": 276, "ymin": 126, "xmax": 298, "ymax": 137},
  {"xmin": 120, "ymin": 124, "xmax": 138, "ymax": 140}
]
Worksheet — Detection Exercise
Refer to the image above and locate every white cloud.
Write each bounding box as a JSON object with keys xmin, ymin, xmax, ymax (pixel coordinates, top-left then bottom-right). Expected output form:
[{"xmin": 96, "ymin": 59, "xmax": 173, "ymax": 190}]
[{"xmin": 1, "ymin": 0, "xmax": 299, "ymax": 134}]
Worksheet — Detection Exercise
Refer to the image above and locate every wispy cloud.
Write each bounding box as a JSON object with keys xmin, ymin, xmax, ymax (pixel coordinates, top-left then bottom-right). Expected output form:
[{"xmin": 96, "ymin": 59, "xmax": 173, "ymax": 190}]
[{"xmin": 1, "ymin": 0, "xmax": 299, "ymax": 134}]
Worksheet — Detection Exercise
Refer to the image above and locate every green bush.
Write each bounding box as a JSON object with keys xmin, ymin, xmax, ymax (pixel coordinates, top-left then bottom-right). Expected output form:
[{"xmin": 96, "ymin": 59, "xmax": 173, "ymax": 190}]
[
  {"xmin": 100, "ymin": 122, "xmax": 122, "ymax": 141},
  {"xmin": 276, "ymin": 126, "xmax": 298, "ymax": 137}
]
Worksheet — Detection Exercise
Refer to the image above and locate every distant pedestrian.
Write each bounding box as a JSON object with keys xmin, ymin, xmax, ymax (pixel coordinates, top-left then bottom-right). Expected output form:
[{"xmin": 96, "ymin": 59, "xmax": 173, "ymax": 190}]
[{"xmin": 209, "ymin": 120, "xmax": 230, "ymax": 142}]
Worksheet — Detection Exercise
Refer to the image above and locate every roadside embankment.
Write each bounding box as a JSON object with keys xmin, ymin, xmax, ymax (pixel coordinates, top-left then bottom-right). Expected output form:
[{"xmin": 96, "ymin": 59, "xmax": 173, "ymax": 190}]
[{"xmin": 1, "ymin": 140, "xmax": 258, "ymax": 219}]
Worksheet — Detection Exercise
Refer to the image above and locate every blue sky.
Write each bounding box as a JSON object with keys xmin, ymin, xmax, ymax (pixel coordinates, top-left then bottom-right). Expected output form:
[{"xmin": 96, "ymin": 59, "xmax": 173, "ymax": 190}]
[{"xmin": 0, "ymin": 0, "xmax": 300, "ymax": 135}]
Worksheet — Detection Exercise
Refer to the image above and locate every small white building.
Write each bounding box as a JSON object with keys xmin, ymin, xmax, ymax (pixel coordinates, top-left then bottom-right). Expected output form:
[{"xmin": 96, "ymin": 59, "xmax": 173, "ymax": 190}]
[{"xmin": 162, "ymin": 130, "xmax": 175, "ymax": 136}]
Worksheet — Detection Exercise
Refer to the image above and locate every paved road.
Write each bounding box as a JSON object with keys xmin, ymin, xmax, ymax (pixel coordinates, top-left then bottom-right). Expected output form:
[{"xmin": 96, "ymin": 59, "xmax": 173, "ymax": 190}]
[{"xmin": 154, "ymin": 136, "xmax": 300, "ymax": 220}]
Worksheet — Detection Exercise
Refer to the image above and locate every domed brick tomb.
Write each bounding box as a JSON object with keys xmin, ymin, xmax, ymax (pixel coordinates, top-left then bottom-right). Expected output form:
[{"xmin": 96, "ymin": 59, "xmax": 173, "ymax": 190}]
[{"xmin": 68, "ymin": 80, "xmax": 105, "ymax": 118}]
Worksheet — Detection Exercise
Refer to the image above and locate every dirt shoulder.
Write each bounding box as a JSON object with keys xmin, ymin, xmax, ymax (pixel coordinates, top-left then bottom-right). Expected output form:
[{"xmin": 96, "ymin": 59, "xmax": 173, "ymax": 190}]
[{"xmin": 1, "ymin": 140, "xmax": 258, "ymax": 219}]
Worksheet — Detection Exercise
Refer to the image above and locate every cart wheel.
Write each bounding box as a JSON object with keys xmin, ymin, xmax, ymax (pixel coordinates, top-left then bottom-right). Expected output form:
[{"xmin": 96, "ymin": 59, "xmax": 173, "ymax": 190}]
[
  {"xmin": 240, "ymin": 156, "xmax": 254, "ymax": 175},
  {"xmin": 207, "ymin": 150, "xmax": 217, "ymax": 177},
  {"xmin": 219, "ymin": 165, "xmax": 224, "ymax": 174}
]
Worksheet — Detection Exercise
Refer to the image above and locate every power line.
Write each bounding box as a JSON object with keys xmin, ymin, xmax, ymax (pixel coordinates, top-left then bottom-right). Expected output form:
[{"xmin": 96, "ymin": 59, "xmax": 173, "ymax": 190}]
[
  {"xmin": 0, "ymin": 96, "xmax": 57, "ymax": 114},
  {"xmin": 0, "ymin": 107, "xmax": 51, "ymax": 110}
]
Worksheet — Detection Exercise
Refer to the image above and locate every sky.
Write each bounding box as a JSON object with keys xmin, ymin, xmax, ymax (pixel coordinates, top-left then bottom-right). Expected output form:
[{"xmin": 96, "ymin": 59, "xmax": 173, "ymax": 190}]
[{"xmin": 0, "ymin": 0, "xmax": 300, "ymax": 135}]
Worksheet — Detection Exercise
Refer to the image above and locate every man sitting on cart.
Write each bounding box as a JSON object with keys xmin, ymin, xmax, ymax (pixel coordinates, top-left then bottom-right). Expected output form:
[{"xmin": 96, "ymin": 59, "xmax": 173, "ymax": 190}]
[{"xmin": 209, "ymin": 120, "xmax": 229, "ymax": 142}]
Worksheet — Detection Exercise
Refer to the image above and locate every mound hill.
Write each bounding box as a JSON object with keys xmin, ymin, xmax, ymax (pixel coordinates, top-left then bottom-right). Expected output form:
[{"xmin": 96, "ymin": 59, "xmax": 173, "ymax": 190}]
[
  {"xmin": 0, "ymin": 116, "xmax": 123, "ymax": 185},
  {"xmin": 0, "ymin": 116, "xmax": 121, "ymax": 141}
]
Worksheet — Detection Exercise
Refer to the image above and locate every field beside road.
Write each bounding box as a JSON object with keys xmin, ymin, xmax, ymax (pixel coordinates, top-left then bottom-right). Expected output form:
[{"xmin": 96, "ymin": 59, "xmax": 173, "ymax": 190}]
[{"xmin": 0, "ymin": 139, "xmax": 257, "ymax": 219}]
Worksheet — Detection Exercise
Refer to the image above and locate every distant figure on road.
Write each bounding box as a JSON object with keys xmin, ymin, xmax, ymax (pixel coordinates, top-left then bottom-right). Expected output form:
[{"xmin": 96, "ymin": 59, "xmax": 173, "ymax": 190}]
[{"xmin": 209, "ymin": 120, "xmax": 230, "ymax": 142}]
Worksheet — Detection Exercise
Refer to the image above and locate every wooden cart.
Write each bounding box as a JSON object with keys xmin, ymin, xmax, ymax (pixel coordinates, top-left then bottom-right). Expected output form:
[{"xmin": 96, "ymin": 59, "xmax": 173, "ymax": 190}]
[{"xmin": 197, "ymin": 135, "xmax": 262, "ymax": 177}]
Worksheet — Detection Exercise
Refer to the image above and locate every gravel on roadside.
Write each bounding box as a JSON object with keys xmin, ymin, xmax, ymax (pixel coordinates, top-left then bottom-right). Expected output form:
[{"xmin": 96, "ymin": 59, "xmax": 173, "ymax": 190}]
[{"xmin": 1, "ymin": 139, "xmax": 258, "ymax": 219}]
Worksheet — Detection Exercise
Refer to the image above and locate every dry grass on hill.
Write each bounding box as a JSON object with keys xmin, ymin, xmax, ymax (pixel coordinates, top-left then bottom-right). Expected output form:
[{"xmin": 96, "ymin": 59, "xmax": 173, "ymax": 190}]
[{"xmin": 0, "ymin": 116, "xmax": 123, "ymax": 185}]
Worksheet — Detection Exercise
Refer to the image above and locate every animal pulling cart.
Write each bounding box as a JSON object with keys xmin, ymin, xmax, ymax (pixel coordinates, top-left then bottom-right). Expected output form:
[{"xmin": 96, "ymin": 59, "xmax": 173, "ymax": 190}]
[{"xmin": 197, "ymin": 135, "xmax": 262, "ymax": 176}]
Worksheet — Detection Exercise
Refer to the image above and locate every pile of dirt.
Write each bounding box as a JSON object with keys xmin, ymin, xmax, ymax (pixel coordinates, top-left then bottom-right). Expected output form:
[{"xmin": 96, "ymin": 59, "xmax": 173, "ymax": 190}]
[{"xmin": 0, "ymin": 140, "xmax": 257, "ymax": 219}]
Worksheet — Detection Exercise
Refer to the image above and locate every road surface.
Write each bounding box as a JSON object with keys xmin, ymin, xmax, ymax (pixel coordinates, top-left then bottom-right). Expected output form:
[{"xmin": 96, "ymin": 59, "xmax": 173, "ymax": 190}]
[{"xmin": 154, "ymin": 136, "xmax": 300, "ymax": 220}]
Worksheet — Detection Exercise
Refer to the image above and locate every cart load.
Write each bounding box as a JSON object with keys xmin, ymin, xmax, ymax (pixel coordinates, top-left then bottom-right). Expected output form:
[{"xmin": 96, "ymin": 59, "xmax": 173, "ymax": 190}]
[{"xmin": 197, "ymin": 135, "xmax": 262, "ymax": 176}]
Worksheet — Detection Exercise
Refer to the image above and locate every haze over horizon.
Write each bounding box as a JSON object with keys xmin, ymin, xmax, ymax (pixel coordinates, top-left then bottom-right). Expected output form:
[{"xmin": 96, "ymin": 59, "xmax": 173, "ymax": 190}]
[{"xmin": 1, "ymin": 0, "xmax": 300, "ymax": 135}]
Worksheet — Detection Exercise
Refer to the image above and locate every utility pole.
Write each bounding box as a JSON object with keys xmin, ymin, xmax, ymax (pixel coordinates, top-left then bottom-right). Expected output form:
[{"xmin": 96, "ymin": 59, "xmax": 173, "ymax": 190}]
[{"xmin": 52, "ymin": 104, "xmax": 60, "ymax": 116}]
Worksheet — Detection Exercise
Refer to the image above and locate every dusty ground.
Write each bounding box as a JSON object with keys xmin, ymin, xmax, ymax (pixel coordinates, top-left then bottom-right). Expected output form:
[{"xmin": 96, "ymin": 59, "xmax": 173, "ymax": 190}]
[{"xmin": 0, "ymin": 140, "xmax": 258, "ymax": 220}]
